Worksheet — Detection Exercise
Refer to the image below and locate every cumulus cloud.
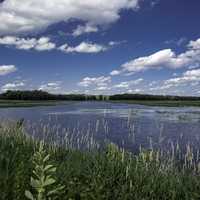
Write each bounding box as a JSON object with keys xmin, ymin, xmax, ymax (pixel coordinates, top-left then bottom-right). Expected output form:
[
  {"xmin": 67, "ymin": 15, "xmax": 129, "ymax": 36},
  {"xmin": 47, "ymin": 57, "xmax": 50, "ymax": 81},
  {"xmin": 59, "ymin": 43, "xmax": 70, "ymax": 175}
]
[
  {"xmin": 0, "ymin": 65, "xmax": 17, "ymax": 75},
  {"xmin": 59, "ymin": 40, "xmax": 125, "ymax": 54},
  {"xmin": 39, "ymin": 82, "xmax": 61, "ymax": 92},
  {"xmin": 149, "ymin": 84, "xmax": 173, "ymax": 92},
  {"xmin": 78, "ymin": 77, "xmax": 144, "ymax": 93},
  {"xmin": 113, "ymin": 78, "xmax": 143, "ymax": 89},
  {"xmin": 96, "ymin": 86, "xmax": 111, "ymax": 91},
  {"xmin": 72, "ymin": 23, "xmax": 98, "ymax": 37},
  {"xmin": 34, "ymin": 37, "xmax": 56, "ymax": 51},
  {"xmin": 110, "ymin": 70, "xmax": 121, "ymax": 76},
  {"xmin": 0, "ymin": 36, "xmax": 110, "ymax": 53},
  {"xmin": 148, "ymin": 68, "xmax": 200, "ymax": 95},
  {"xmin": 0, "ymin": 0, "xmax": 139, "ymax": 35},
  {"xmin": 188, "ymin": 38, "xmax": 200, "ymax": 50},
  {"xmin": 111, "ymin": 38, "xmax": 200, "ymax": 75},
  {"xmin": 78, "ymin": 76, "xmax": 111, "ymax": 87},
  {"xmin": 59, "ymin": 42, "xmax": 107, "ymax": 53},
  {"xmin": 0, "ymin": 36, "xmax": 56, "ymax": 51},
  {"xmin": 165, "ymin": 69, "xmax": 200, "ymax": 86},
  {"xmin": 2, "ymin": 81, "xmax": 25, "ymax": 91},
  {"xmin": 127, "ymin": 88, "xmax": 142, "ymax": 93}
]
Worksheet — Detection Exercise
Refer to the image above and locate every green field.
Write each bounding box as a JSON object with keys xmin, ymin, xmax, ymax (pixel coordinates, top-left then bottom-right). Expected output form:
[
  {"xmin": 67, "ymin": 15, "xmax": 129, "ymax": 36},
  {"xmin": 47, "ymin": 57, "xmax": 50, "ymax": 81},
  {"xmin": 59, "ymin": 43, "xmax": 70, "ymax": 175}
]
[
  {"xmin": 111, "ymin": 100, "xmax": 200, "ymax": 107},
  {"xmin": 0, "ymin": 100, "xmax": 69, "ymax": 108},
  {"xmin": 0, "ymin": 122, "xmax": 200, "ymax": 200},
  {"xmin": 1, "ymin": 99, "xmax": 200, "ymax": 108}
]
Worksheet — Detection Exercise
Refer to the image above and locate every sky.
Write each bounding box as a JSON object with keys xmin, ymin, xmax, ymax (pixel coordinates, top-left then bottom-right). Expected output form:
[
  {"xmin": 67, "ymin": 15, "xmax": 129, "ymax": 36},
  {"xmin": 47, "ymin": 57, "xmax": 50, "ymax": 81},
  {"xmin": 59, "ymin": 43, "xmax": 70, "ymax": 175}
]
[{"xmin": 0, "ymin": 0, "xmax": 200, "ymax": 96}]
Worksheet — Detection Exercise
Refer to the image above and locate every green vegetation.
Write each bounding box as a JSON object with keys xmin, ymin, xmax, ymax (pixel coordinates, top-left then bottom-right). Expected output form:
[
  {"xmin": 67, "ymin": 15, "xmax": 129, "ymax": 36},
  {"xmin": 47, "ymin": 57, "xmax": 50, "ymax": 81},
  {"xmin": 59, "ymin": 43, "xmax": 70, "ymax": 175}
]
[
  {"xmin": 0, "ymin": 90, "xmax": 99, "ymax": 101},
  {"xmin": 0, "ymin": 100, "xmax": 66, "ymax": 108},
  {"xmin": 1, "ymin": 90, "xmax": 200, "ymax": 108},
  {"xmin": 1, "ymin": 99, "xmax": 200, "ymax": 108},
  {"xmin": 0, "ymin": 91, "xmax": 107, "ymax": 108},
  {"xmin": 1, "ymin": 122, "xmax": 200, "ymax": 200},
  {"xmin": 109, "ymin": 93, "xmax": 200, "ymax": 101},
  {"xmin": 111, "ymin": 100, "xmax": 200, "ymax": 107}
]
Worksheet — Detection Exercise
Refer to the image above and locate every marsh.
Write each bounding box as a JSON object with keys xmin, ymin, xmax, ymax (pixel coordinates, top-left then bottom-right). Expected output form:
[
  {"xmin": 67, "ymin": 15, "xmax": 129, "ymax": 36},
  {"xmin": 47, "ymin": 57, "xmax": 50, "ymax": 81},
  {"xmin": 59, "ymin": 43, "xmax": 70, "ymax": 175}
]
[{"xmin": 1, "ymin": 101, "xmax": 200, "ymax": 152}]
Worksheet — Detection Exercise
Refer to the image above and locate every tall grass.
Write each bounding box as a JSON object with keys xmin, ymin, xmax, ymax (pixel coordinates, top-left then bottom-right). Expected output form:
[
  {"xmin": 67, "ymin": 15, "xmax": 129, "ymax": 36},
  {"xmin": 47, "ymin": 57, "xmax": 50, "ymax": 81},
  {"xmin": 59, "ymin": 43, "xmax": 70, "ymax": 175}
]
[{"xmin": 0, "ymin": 122, "xmax": 200, "ymax": 199}]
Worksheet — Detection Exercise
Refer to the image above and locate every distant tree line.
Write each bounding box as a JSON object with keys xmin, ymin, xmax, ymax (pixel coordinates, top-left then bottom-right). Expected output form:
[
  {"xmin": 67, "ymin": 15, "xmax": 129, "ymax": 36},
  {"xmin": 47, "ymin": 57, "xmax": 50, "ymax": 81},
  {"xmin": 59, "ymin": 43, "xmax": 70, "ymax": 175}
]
[
  {"xmin": 109, "ymin": 93, "xmax": 200, "ymax": 101},
  {"xmin": 0, "ymin": 90, "xmax": 200, "ymax": 101},
  {"xmin": 0, "ymin": 90, "xmax": 110, "ymax": 101}
]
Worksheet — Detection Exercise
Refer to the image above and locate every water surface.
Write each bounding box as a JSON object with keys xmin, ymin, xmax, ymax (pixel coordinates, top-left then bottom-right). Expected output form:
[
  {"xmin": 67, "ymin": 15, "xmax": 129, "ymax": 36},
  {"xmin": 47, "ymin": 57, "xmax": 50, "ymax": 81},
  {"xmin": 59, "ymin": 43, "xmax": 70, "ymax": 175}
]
[{"xmin": 0, "ymin": 101, "xmax": 200, "ymax": 152}]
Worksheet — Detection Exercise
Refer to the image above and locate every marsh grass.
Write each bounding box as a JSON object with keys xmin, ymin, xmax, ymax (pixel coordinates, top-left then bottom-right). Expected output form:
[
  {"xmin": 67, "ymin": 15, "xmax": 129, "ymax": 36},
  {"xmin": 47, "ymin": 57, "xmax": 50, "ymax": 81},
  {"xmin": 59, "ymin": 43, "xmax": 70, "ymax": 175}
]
[{"xmin": 0, "ymin": 122, "xmax": 200, "ymax": 199}]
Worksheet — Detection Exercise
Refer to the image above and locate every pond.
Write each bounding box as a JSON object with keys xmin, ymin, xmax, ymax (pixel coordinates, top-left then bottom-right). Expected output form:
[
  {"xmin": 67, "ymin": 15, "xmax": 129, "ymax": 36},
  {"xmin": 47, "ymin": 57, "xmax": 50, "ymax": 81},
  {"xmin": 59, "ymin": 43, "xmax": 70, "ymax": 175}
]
[{"xmin": 0, "ymin": 101, "xmax": 200, "ymax": 152}]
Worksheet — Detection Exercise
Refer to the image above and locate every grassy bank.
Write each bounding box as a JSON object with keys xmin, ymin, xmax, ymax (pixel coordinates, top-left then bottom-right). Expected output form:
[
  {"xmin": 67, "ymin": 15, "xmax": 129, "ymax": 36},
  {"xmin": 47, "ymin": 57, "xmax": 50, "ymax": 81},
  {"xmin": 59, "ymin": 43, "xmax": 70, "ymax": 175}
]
[
  {"xmin": 0, "ymin": 100, "xmax": 70, "ymax": 108},
  {"xmin": 111, "ymin": 100, "xmax": 200, "ymax": 107},
  {"xmin": 0, "ymin": 123, "xmax": 200, "ymax": 199},
  {"xmin": 1, "ymin": 99, "xmax": 200, "ymax": 108}
]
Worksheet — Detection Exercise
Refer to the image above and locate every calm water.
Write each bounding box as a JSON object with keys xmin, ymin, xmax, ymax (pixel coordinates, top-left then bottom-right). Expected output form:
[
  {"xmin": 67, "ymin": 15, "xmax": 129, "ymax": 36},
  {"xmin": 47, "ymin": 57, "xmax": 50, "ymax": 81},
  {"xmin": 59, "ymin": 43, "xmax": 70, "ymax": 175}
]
[{"xmin": 1, "ymin": 101, "xmax": 200, "ymax": 152}]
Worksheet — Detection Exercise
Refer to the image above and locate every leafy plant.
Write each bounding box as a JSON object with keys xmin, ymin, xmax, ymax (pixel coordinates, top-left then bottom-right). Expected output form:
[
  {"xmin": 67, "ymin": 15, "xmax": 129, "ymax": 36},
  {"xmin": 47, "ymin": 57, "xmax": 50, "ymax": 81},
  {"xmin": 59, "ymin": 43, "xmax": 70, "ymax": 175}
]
[
  {"xmin": 0, "ymin": 123, "xmax": 200, "ymax": 199},
  {"xmin": 25, "ymin": 142, "xmax": 64, "ymax": 200}
]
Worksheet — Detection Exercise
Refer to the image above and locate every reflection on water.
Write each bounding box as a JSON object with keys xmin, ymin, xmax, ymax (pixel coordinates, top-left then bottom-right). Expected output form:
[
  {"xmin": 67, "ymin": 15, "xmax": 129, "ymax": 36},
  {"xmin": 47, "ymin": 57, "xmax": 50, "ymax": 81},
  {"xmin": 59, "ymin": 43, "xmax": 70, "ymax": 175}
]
[{"xmin": 0, "ymin": 101, "xmax": 200, "ymax": 152}]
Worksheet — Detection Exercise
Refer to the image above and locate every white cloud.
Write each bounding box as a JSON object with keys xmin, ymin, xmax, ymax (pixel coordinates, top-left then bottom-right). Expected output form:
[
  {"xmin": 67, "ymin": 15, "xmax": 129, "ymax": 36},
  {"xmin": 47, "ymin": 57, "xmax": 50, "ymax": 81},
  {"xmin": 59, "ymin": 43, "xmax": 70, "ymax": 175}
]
[
  {"xmin": 116, "ymin": 49, "xmax": 184, "ymax": 74},
  {"xmin": 72, "ymin": 23, "xmax": 98, "ymax": 37},
  {"xmin": 0, "ymin": 65, "xmax": 17, "ymax": 75},
  {"xmin": 110, "ymin": 70, "xmax": 121, "ymax": 76},
  {"xmin": 34, "ymin": 37, "xmax": 56, "ymax": 51},
  {"xmin": 39, "ymin": 82, "xmax": 61, "ymax": 92},
  {"xmin": 148, "ymin": 68, "xmax": 200, "ymax": 94},
  {"xmin": 59, "ymin": 42, "xmax": 107, "ymax": 53},
  {"xmin": 113, "ymin": 78, "xmax": 143, "ymax": 89},
  {"xmin": 0, "ymin": 0, "xmax": 139, "ymax": 35},
  {"xmin": 108, "ymin": 40, "xmax": 127, "ymax": 46},
  {"xmin": 2, "ymin": 81, "xmax": 25, "ymax": 91},
  {"xmin": 165, "ymin": 69, "xmax": 200, "ymax": 85},
  {"xmin": 127, "ymin": 88, "xmax": 142, "ymax": 93},
  {"xmin": 0, "ymin": 36, "xmax": 56, "ymax": 51},
  {"xmin": 149, "ymin": 84, "xmax": 173, "ymax": 91},
  {"xmin": 148, "ymin": 81, "xmax": 157, "ymax": 87},
  {"xmin": 96, "ymin": 86, "xmax": 111, "ymax": 91},
  {"xmin": 0, "ymin": 36, "xmax": 109, "ymax": 54},
  {"xmin": 111, "ymin": 38, "xmax": 200, "ymax": 75},
  {"xmin": 188, "ymin": 38, "xmax": 200, "ymax": 50},
  {"xmin": 78, "ymin": 76, "xmax": 111, "ymax": 87}
]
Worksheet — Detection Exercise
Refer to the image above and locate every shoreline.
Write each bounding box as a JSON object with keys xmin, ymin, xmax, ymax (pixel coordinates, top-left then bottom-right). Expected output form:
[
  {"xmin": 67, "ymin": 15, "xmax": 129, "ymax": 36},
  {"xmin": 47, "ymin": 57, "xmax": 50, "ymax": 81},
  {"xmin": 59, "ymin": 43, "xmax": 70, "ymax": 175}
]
[
  {"xmin": 110, "ymin": 100, "xmax": 200, "ymax": 107},
  {"xmin": 1, "ymin": 99, "xmax": 200, "ymax": 108},
  {"xmin": 0, "ymin": 100, "xmax": 70, "ymax": 108}
]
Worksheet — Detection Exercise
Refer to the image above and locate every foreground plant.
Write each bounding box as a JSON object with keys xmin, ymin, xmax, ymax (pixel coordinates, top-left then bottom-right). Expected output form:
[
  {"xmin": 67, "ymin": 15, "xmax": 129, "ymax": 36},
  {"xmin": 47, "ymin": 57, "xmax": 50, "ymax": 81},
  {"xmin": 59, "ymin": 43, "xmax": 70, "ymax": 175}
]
[
  {"xmin": 25, "ymin": 143, "xmax": 64, "ymax": 200},
  {"xmin": 1, "ymin": 123, "xmax": 200, "ymax": 199}
]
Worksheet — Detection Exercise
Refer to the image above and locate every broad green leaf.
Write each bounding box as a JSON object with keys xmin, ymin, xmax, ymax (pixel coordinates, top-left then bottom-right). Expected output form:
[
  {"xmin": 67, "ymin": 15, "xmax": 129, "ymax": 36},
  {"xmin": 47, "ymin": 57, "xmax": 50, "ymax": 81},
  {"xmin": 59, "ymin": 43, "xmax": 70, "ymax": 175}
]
[
  {"xmin": 43, "ymin": 155, "xmax": 50, "ymax": 162},
  {"xmin": 43, "ymin": 178, "xmax": 56, "ymax": 186},
  {"xmin": 44, "ymin": 164, "xmax": 55, "ymax": 171},
  {"xmin": 25, "ymin": 190, "xmax": 35, "ymax": 200},
  {"xmin": 30, "ymin": 177, "xmax": 40, "ymax": 188}
]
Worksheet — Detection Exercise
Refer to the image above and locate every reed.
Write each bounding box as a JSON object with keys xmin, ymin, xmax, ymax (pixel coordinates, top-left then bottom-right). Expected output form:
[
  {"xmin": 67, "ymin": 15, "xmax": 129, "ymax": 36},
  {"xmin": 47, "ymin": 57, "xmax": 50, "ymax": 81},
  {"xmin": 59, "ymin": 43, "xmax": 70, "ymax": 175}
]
[{"xmin": 0, "ymin": 122, "xmax": 200, "ymax": 200}]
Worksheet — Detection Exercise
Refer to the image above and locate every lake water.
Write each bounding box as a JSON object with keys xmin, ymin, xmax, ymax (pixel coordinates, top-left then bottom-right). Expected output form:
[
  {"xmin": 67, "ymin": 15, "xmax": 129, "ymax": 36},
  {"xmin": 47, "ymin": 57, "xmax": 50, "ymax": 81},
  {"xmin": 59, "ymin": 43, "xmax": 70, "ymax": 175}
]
[{"xmin": 1, "ymin": 101, "xmax": 200, "ymax": 152}]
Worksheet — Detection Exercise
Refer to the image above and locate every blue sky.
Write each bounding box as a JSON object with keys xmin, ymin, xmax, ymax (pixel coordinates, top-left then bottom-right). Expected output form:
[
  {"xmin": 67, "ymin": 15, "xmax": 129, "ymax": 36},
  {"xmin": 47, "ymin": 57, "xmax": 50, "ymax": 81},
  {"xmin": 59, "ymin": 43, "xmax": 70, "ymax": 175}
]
[{"xmin": 0, "ymin": 0, "xmax": 200, "ymax": 95}]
